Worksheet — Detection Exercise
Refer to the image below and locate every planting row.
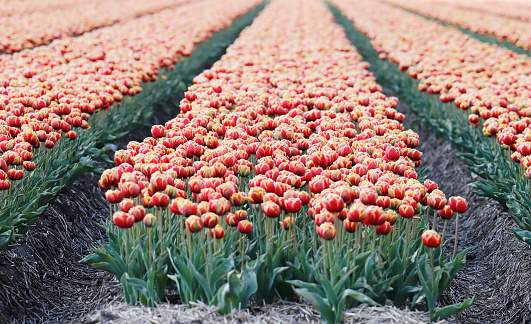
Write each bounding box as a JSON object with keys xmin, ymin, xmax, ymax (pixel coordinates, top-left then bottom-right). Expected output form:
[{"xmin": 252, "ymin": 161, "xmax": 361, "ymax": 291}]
[
  {"xmin": 431, "ymin": 0, "xmax": 531, "ymax": 23},
  {"xmin": 385, "ymin": 0, "xmax": 531, "ymax": 52},
  {"xmin": 0, "ymin": 0, "xmax": 197, "ymax": 54},
  {"xmin": 85, "ymin": 0, "xmax": 473, "ymax": 322},
  {"xmin": 0, "ymin": 0, "xmax": 263, "ymax": 250},
  {"xmin": 0, "ymin": 0, "xmax": 97, "ymax": 17},
  {"xmin": 330, "ymin": 0, "xmax": 531, "ymax": 245}
]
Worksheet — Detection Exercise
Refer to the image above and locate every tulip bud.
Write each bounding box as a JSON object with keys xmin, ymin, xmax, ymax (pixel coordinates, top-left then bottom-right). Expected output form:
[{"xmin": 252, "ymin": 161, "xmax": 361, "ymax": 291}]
[
  {"xmin": 399, "ymin": 203, "xmax": 415, "ymax": 219},
  {"xmin": 285, "ymin": 197, "xmax": 302, "ymax": 213},
  {"xmin": 130, "ymin": 206, "xmax": 146, "ymax": 222},
  {"xmin": 202, "ymin": 212, "xmax": 219, "ymax": 228},
  {"xmin": 210, "ymin": 224, "xmax": 225, "ymax": 239},
  {"xmin": 318, "ymin": 223, "xmax": 336, "ymax": 240},
  {"xmin": 152, "ymin": 192, "xmax": 170, "ymax": 208},
  {"xmin": 344, "ymin": 219, "xmax": 360, "ymax": 233},
  {"xmin": 186, "ymin": 215, "xmax": 203, "ymax": 233},
  {"xmin": 449, "ymin": 196, "xmax": 468, "ymax": 213},
  {"xmin": 237, "ymin": 220, "xmax": 253, "ymax": 234},
  {"xmin": 113, "ymin": 212, "xmax": 135, "ymax": 229},
  {"xmin": 280, "ymin": 216, "xmax": 296, "ymax": 230},
  {"xmin": 226, "ymin": 213, "xmax": 239, "ymax": 227},
  {"xmin": 325, "ymin": 194, "xmax": 344, "ymax": 213},
  {"xmin": 119, "ymin": 199, "xmax": 135, "ymax": 213},
  {"xmin": 376, "ymin": 222, "xmax": 392, "ymax": 235},
  {"xmin": 438, "ymin": 205, "xmax": 454, "ymax": 220},
  {"xmin": 235, "ymin": 209, "xmax": 248, "ymax": 221},
  {"xmin": 365, "ymin": 206, "xmax": 386, "ymax": 226},
  {"xmin": 262, "ymin": 201, "xmax": 281, "ymax": 218},
  {"xmin": 421, "ymin": 230, "xmax": 441, "ymax": 248}
]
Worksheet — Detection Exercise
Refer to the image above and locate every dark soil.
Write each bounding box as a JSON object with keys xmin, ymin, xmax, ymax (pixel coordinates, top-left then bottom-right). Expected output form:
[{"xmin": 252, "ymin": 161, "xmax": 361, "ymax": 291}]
[{"xmin": 394, "ymin": 96, "xmax": 531, "ymax": 324}]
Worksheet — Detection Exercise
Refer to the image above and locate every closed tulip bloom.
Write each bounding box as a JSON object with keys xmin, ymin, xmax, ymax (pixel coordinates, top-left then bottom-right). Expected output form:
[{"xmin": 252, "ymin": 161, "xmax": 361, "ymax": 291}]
[
  {"xmin": 119, "ymin": 199, "xmax": 136, "ymax": 213},
  {"xmin": 365, "ymin": 206, "xmax": 386, "ymax": 226},
  {"xmin": 399, "ymin": 203, "xmax": 415, "ymax": 219},
  {"xmin": 449, "ymin": 196, "xmax": 468, "ymax": 213},
  {"xmin": 113, "ymin": 212, "xmax": 135, "ymax": 229},
  {"xmin": 318, "ymin": 223, "xmax": 336, "ymax": 240},
  {"xmin": 246, "ymin": 187, "xmax": 266, "ymax": 204},
  {"xmin": 427, "ymin": 193, "xmax": 446, "ymax": 210},
  {"xmin": 105, "ymin": 189, "xmax": 123, "ymax": 204},
  {"xmin": 280, "ymin": 216, "xmax": 296, "ymax": 230},
  {"xmin": 422, "ymin": 230, "xmax": 441, "ymax": 248},
  {"xmin": 143, "ymin": 213, "xmax": 157, "ymax": 228},
  {"xmin": 344, "ymin": 219, "xmax": 360, "ymax": 233},
  {"xmin": 226, "ymin": 213, "xmax": 239, "ymax": 227},
  {"xmin": 129, "ymin": 206, "xmax": 146, "ymax": 222},
  {"xmin": 186, "ymin": 215, "xmax": 204, "ymax": 233},
  {"xmin": 376, "ymin": 222, "xmax": 392, "ymax": 235},
  {"xmin": 121, "ymin": 181, "xmax": 140, "ymax": 198},
  {"xmin": 285, "ymin": 197, "xmax": 302, "ymax": 213},
  {"xmin": 210, "ymin": 224, "xmax": 225, "ymax": 239},
  {"xmin": 325, "ymin": 194, "xmax": 344, "ymax": 213},
  {"xmin": 237, "ymin": 220, "xmax": 253, "ymax": 234},
  {"xmin": 152, "ymin": 192, "xmax": 170, "ymax": 208},
  {"xmin": 348, "ymin": 203, "xmax": 367, "ymax": 222},
  {"xmin": 234, "ymin": 209, "xmax": 248, "ymax": 221},
  {"xmin": 262, "ymin": 201, "xmax": 281, "ymax": 218},
  {"xmin": 230, "ymin": 192, "xmax": 247, "ymax": 206},
  {"xmin": 202, "ymin": 212, "xmax": 219, "ymax": 228},
  {"xmin": 438, "ymin": 205, "xmax": 454, "ymax": 220}
]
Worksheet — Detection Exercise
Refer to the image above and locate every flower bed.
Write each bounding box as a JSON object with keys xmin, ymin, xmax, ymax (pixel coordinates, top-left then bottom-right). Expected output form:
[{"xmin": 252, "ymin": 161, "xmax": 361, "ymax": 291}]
[{"xmin": 84, "ymin": 0, "xmax": 473, "ymax": 322}]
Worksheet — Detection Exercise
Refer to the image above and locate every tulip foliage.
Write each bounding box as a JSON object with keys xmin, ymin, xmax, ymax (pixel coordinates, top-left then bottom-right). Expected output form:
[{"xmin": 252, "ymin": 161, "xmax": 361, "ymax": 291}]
[
  {"xmin": 85, "ymin": 0, "xmax": 473, "ymax": 322},
  {"xmin": 0, "ymin": 0, "xmax": 264, "ymax": 251},
  {"xmin": 330, "ymin": 0, "xmax": 531, "ymax": 247}
]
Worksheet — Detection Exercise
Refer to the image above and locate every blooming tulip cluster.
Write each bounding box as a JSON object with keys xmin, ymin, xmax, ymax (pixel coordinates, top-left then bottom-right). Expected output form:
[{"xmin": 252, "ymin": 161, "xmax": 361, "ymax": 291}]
[
  {"xmin": 88, "ymin": 0, "xmax": 475, "ymax": 316},
  {"xmin": 0, "ymin": 0, "xmax": 260, "ymax": 212},
  {"xmin": 101, "ymin": 0, "xmax": 462, "ymax": 277},
  {"xmin": 431, "ymin": 0, "xmax": 531, "ymax": 23},
  {"xmin": 0, "ymin": 0, "xmax": 196, "ymax": 54},
  {"xmin": 332, "ymin": 0, "xmax": 531, "ymax": 178},
  {"xmin": 385, "ymin": 0, "xmax": 531, "ymax": 51}
]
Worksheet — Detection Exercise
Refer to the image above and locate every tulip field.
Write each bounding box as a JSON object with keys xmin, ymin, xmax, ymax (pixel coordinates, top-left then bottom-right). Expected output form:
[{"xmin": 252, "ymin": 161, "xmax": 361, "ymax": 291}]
[{"xmin": 3, "ymin": 0, "xmax": 531, "ymax": 323}]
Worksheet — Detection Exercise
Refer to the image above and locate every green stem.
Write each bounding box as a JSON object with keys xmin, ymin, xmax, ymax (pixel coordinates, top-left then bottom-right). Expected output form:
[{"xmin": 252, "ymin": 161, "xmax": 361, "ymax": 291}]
[
  {"xmin": 453, "ymin": 213, "xmax": 460, "ymax": 259},
  {"xmin": 432, "ymin": 209, "xmax": 437, "ymax": 231}
]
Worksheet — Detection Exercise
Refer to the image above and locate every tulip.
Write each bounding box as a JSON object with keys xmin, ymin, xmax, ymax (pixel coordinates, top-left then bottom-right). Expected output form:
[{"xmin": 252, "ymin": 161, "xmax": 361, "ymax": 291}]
[
  {"xmin": 449, "ymin": 196, "xmax": 468, "ymax": 213},
  {"xmin": 119, "ymin": 199, "xmax": 135, "ymax": 213},
  {"xmin": 143, "ymin": 213, "xmax": 156, "ymax": 228},
  {"xmin": 152, "ymin": 192, "xmax": 170, "ymax": 208},
  {"xmin": 421, "ymin": 230, "xmax": 441, "ymax": 248},
  {"xmin": 226, "ymin": 213, "xmax": 239, "ymax": 227},
  {"xmin": 376, "ymin": 222, "xmax": 392, "ymax": 235},
  {"xmin": 262, "ymin": 201, "xmax": 281, "ymax": 218},
  {"xmin": 324, "ymin": 194, "xmax": 344, "ymax": 213},
  {"xmin": 186, "ymin": 215, "xmax": 204, "ymax": 233},
  {"xmin": 280, "ymin": 216, "xmax": 296, "ymax": 230},
  {"xmin": 129, "ymin": 206, "xmax": 146, "ymax": 222},
  {"xmin": 210, "ymin": 224, "xmax": 225, "ymax": 239},
  {"xmin": 230, "ymin": 192, "xmax": 247, "ymax": 206},
  {"xmin": 285, "ymin": 197, "xmax": 302, "ymax": 213},
  {"xmin": 237, "ymin": 220, "xmax": 253, "ymax": 234},
  {"xmin": 202, "ymin": 212, "xmax": 219, "ymax": 228},
  {"xmin": 113, "ymin": 212, "xmax": 135, "ymax": 229},
  {"xmin": 235, "ymin": 209, "xmax": 248, "ymax": 221},
  {"xmin": 365, "ymin": 206, "xmax": 386, "ymax": 226},
  {"xmin": 398, "ymin": 203, "xmax": 415, "ymax": 219},
  {"xmin": 318, "ymin": 223, "xmax": 336, "ymax": 240}
]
